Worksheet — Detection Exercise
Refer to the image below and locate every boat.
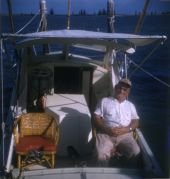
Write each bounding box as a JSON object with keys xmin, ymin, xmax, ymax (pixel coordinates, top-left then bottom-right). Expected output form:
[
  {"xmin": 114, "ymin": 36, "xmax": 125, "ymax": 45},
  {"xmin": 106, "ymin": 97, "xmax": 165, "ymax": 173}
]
[{"xmin": 0, "ymin": 0, "xmax": 167, "ymax": 178}]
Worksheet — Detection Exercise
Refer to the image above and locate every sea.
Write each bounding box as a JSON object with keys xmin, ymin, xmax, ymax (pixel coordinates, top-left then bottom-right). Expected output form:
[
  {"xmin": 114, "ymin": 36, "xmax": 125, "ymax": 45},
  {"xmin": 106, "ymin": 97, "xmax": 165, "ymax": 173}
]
[{"xmin": 1, "ymin": 14, "xmax": 170, "ymax": 177}]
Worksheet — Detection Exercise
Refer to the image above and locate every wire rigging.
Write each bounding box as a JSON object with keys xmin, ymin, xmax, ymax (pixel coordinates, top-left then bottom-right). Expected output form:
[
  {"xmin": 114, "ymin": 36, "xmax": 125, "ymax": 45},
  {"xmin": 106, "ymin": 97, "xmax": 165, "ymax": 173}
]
[
  {"xmin": 130, "ymin": 60, "xmax": 170, "ymax": 88},
  {"xmin": 37, "ymin": 13, "xmax": 45, "ymax": 32},
  {"xmin": 0, "ymin": 39, "xmax": 5, "ymax": 168},
  {"xmin": 129, "ymin": 41, "xmax": 163, "ymax": 76},
  {"xmin": 15, "ymin": 12, "xmax": 40, "ymax": 34}
]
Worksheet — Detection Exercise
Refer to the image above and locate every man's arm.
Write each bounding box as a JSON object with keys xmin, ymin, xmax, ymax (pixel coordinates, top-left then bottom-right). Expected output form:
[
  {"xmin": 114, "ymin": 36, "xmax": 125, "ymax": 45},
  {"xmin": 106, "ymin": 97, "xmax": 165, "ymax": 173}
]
[
  {"xmin": 115, "ymin": 119, "xmax": 139, "ymax": 136},
  {"xmin": 94, "ymin": 114, "xmax": 113, "ymax": 136},
  {"xmin": 94, "ymin": 114, "xmax": 121, "ymax": 136},
  {"xmin": 94, "ymin": 113, "xmax": 139, "ymax": 136},
  {"xmin": 128, "ymin": 119, "xmax": 139, "ymax": 131}
]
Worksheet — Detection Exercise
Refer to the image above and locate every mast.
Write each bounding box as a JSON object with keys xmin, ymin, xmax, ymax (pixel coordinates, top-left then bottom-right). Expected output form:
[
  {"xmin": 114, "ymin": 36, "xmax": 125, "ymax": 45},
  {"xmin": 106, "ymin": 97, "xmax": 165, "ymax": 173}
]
[
  {"xmin": 6, "ymin": 0, "xmax": 16, "ymax": 46},
  {"xmin": 0, "ymin": 38, "xmax": 5, "ymax": 174},
  {"xmin": 107, "ymin": 0, "xmax": 115, "ymax": 33},
  {"xmin": 1, "ymin": 0, "xmax": 15, "ymax": 173},
  {"xmin": 134, "ymin": 0, "xmax": 150, "ymax": 34},
  {"xmin": 63, "ymin": 0, "xmax": 71, "ymax": 60},
  {"xmin": 40, "ymin": 0, "xmax": 47, "ymax": 31},
  {"xmin": 106, "ymin": 0, "xmax": 119, "ymax": 89},
  {"xmin": 67, "ymin": 0, "xmax": 71, "ymax": 29},
  {"xmin": 6, "ymin": 0, "xmax": 15, "ymax": 34},
  {"xmin": 39, "ymin": 0, "xmax": 49, "ymax": 53}
]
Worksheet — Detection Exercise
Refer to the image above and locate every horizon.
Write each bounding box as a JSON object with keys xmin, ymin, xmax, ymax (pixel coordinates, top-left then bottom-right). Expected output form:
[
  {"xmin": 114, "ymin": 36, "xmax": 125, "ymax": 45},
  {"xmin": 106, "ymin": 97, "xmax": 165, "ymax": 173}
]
[
  {"xmin": 1, "ymin": 0, "xmax": 170, "ymax": 15},
  {"xmin": 1, "ymin": 12, "xmax": 170, "ymax": 16}
]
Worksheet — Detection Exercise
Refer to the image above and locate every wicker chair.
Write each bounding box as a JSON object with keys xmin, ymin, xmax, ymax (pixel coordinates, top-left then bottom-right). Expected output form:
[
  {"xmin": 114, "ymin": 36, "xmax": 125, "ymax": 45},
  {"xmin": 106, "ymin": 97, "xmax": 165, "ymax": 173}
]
[{"xmin": 13, "ymin": 112, "xmax": 59, "ymax": 169}]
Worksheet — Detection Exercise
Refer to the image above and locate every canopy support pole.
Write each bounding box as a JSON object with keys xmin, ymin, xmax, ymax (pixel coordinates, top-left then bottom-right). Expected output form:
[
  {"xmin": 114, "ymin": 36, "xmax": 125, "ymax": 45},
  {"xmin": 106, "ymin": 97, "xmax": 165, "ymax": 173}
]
[{"xmin": 124, "ymin": 53, "xmax": 128, "ymax": 79}]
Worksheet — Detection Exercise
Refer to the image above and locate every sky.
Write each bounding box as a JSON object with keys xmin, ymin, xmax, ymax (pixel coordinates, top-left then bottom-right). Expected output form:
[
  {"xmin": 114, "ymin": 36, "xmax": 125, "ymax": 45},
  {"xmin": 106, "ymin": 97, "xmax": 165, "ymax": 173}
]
[{"xmin": 1, "ymin": 0, "xmax": 170, "ymax": 15}]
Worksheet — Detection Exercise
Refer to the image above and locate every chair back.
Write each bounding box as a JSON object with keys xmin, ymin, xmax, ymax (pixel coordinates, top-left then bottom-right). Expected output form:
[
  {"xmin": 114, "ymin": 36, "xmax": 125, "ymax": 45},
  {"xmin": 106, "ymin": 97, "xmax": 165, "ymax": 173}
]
[{"xmin": 18, "ymin": 113, "xmax": 57, "ymax": 139}]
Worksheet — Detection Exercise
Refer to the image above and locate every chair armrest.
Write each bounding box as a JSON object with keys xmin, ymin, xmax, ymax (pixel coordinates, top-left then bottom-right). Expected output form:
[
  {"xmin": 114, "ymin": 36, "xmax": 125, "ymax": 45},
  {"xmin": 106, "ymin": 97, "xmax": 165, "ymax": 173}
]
[
  {"xmin": 53, "ymin": 124, "xmax": 60, "ymax": 145},
  {"xmin": 13, "ymin": 116, "xmax": 21, "ymax": 144}
]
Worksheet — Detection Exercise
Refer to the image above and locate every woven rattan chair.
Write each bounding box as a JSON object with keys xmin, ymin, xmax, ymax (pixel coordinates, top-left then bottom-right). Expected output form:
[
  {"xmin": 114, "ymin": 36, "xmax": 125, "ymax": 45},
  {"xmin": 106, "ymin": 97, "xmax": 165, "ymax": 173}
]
[{"xmin": 13, "ymin": 112, "xmax": 59, "ymax": 169}]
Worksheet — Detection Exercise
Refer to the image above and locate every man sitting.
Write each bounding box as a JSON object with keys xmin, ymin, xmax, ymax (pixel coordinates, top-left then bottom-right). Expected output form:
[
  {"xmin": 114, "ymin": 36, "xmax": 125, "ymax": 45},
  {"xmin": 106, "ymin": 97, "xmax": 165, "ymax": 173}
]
[{"xmin": 94, "ymin": 78, "xmax": 140, "ymax": 166}]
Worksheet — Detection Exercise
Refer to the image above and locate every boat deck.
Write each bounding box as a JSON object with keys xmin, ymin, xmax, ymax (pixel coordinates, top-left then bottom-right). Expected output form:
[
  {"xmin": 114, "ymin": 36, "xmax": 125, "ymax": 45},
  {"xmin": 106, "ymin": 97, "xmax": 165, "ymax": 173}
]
[
  {"xmin": 11, "ymin": 151, "xmax": 143, "ymax": 170},
  {"xmin": 10, "ymin": 153, "xmax": 144, "ymax": 179}
]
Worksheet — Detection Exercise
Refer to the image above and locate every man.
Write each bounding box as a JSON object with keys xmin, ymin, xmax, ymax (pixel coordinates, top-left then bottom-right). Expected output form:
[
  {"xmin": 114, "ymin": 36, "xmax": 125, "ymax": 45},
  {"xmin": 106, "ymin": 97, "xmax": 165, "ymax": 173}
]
[{"xmin": 94, "ymin": 78, "xmax": 140, "ymax": 166}]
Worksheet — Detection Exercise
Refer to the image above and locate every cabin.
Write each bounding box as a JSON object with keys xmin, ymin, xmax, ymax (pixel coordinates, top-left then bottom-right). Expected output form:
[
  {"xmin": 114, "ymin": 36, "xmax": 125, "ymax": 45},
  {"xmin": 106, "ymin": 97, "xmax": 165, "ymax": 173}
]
[
  {"xmin": 8, "ymin": 34, "xmax": 118, "ymax": 170},
  {"xmin": 3, "ymin": 30, "xmax": 165, "ymax": 178}
]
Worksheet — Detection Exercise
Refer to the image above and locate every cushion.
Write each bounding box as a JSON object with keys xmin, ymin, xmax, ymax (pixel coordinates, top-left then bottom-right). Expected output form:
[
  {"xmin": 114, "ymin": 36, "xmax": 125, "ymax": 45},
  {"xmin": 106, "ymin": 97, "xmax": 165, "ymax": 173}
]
[{"xmin": 16, "ymin": 136, "xmax": 56, "ymax": 153}]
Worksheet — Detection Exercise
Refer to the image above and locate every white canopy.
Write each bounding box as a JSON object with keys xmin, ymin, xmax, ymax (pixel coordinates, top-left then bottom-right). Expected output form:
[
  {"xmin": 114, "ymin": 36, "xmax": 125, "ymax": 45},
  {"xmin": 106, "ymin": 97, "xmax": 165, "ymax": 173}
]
[{"xmin": 2, "ymin": 30, "xmax": 166, "ymax": 52}]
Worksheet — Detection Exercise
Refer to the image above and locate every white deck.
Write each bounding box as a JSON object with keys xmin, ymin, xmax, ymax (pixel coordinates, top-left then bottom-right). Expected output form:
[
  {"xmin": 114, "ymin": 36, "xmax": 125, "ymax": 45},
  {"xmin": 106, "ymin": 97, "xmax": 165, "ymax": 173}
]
[
  {"xmin": 20, "ymin": 167, "xmax": 143, "ymax": 179},
  {"xmin": 45, "ymin": 94, "xmax": 93, "ymax": 156}
]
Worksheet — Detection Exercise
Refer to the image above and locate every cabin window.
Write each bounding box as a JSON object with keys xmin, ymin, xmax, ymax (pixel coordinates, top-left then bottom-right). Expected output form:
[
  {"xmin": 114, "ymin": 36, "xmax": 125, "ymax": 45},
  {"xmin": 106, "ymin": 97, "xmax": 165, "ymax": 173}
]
[{"xmin": 54, "ymin": 67, "xmax": 82, "ymax": 93}]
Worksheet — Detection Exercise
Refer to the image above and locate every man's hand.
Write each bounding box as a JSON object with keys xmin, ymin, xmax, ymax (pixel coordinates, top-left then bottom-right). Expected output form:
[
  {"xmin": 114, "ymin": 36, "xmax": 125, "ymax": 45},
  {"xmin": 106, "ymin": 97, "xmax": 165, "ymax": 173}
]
[
  {"xmin": 110, "ymin": 126, "xmax": 129, "ymax": 136},
  {"xmin": 109, "ymin": 120, "xmax": 139, "ymax": 137},
  {"xmin": 94, "ymin": 114, "xmax": 139, "ymax": 137}
]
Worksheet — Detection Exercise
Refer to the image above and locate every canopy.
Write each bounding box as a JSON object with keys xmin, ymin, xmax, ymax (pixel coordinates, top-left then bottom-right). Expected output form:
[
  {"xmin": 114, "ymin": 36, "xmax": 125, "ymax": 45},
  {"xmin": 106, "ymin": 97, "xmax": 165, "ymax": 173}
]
[{"xmin": 2, "ymin": 30, "xmax": 167, "ymax": 53}]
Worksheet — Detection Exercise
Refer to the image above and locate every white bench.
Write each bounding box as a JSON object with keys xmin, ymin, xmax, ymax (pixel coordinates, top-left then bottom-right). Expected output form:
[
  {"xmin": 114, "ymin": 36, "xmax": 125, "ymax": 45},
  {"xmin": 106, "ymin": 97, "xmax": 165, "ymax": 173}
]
[{"xmin": 45, "ymin": 94, "xmax": 93, "ymax": 156}]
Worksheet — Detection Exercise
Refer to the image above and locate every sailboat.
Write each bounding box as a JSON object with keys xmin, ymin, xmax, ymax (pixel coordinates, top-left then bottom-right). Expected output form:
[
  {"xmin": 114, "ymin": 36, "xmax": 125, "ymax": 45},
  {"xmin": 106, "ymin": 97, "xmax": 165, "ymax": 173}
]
[{"xmin": 0, "ymin": 0, "xmax": 167, "ymax": 178}]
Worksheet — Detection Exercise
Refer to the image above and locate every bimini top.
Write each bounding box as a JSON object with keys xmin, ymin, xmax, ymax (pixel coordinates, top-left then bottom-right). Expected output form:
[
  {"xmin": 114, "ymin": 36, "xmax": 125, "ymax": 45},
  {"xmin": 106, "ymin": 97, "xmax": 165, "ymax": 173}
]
[{"xmin": 2, "ymin": 29, "xmax": 167, "ymax": 53}]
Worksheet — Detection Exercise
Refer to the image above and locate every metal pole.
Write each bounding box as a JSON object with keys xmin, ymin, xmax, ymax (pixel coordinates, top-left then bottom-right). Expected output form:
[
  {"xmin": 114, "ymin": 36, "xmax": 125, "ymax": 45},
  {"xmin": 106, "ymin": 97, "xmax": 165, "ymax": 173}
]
[
  {"xmin": 107, "ymin": 0, "xmax": 119, "ymax": 90},
  {"xmin": 6, "ymin": 0, "xmax": 15, "ymax": 34},
  {"xmin": 39, "ymin": 0, "xmax": 49, "ymax": 53},
  {"xmin": 63, "ymin": 0, "xmax": 70, "ymax": 59},
  {"xmin": 67, "ymin": 0, "xmax": 71, "ymax": 29},
  {"xmin": 125, "ymin": 53, "xmax": 128, "ymax": 78},
  {"xmin": 40, "ymin": 0, "xmax": 47, "ymax": 31},
  {"xmin": 0, "ymin": 39, "xmax": 5, "ymax": 172},
  {"xmin": 6, "ymin": 0, "xmax": 16, "ymax": 47},
  {"xmin": 134, "ymin": 0, "xmax": 150, "ymax": 34},
  {"xmin": 107, "ymin": 0, "xmax": 115, "ymax": 33}
]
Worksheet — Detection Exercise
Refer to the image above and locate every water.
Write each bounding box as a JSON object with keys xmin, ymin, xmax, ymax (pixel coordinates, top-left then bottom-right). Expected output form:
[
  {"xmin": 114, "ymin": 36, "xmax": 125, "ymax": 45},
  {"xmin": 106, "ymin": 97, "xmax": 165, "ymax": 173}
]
[{"xmin": 1, "ymin": 14, "xmax": 170, "ymax": 176}]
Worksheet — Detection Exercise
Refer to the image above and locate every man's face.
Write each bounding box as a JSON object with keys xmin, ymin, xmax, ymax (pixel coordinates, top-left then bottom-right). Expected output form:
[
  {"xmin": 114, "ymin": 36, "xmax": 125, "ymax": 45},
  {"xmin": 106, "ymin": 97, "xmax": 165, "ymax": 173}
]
[{"xmin": 115, "ymin": 84, "xmax": 130, "ymax": 102}]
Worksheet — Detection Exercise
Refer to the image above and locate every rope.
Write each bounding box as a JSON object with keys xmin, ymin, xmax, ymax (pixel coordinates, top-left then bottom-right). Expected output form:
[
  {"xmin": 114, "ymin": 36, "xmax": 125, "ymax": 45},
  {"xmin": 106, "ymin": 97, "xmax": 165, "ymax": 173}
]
[
  {"xmin": 0, "ymin": 39, "xmax": 5, "ymax": 168},
  {"xmin": 15, "ymin": 12, "xmax": 40, "ymax": 34},
  {"xmin": 37, "ymin": 13, "xmax": 44, "ymax": 32},
  {"xmin": 130, "ymin": 41, "xmax": 162, "ymax": 76},
  {"xmin": 130, "ymin": 60, "xmax": 170, "ymax": 88},
  {"xmin": 3, "ymin": 11, "xmax": 40, "ymax": 42}
]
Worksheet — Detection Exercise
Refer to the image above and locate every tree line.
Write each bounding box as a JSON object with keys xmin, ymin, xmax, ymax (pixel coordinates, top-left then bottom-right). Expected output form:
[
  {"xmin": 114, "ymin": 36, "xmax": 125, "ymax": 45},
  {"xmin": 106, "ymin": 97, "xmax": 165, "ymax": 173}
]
[
  {"xmin": 49, "ymin": 8, "xmax": 168, "ymax": 16},
  {"xmin": 49, "ymin": 8, "xmax": 107, "ymax": 16}
]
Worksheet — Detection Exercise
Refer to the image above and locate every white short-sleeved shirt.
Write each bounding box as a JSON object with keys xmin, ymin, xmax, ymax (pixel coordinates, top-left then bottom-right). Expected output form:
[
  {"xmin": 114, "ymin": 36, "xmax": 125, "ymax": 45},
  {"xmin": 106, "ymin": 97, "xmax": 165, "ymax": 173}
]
[{"xmin": 94, "ymin": 97, "xmax": 139, "ymax": 127}]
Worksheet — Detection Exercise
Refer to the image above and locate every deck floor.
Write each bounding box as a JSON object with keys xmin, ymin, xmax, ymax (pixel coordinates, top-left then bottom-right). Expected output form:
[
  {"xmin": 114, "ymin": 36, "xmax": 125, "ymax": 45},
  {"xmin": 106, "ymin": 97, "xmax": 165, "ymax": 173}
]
[{"xmin": 14, "ymin": 152, "xmax": 143, "ymax": 171}]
